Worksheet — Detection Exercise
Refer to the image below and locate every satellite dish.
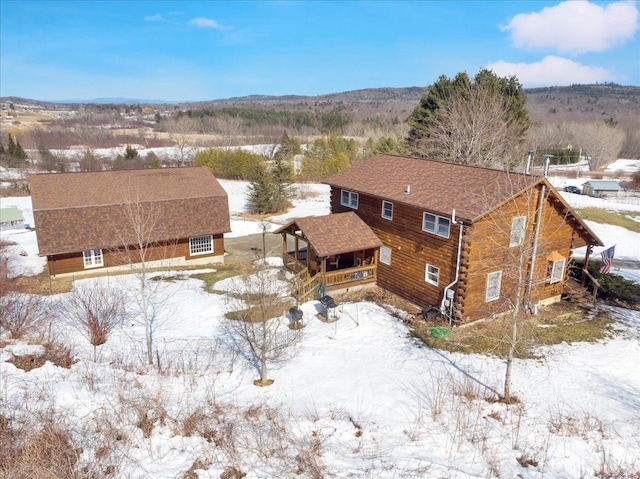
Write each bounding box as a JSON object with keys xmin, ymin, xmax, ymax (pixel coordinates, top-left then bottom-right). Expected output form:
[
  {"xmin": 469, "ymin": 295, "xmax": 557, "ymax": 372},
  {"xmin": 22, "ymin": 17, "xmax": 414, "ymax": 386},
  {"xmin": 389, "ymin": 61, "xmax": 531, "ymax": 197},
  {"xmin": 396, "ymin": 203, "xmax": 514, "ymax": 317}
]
[{"xmin": 259, "ymin": 221, "xmax": 271, "ymax": 232}]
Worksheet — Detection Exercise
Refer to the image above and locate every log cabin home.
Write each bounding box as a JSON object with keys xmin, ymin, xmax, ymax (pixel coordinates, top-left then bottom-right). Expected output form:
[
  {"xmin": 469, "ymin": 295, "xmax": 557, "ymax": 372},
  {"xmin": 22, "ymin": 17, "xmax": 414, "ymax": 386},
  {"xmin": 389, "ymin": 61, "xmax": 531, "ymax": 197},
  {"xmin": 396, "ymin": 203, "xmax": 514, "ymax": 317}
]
[
  {"xmin": 29, "ymin": 166, "xmax": 230, "ymax": 276},
  {"xmin": 318, "ymin": 154, "xmax": 603, "ymax": 323}
]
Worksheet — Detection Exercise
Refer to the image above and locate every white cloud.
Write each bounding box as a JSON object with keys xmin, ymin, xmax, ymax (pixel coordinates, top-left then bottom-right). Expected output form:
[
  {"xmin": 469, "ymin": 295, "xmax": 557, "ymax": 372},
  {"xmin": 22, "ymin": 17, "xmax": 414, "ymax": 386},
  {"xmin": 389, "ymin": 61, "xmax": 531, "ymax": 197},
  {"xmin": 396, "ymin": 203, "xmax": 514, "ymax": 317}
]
[
  {"xmin": 188, "ymin": 17, "xmax": 231, "ymax": 30},
  {"xmin": 144, "ymin": 13, "xmax": 164, "ymax": 22},
  {"xmin": 486, "ymin": 55, "xmax": 614, "ymax": 86},
  {"xmin": 502, "ymin": 0, "xmax": 639, "ymax": 54}
]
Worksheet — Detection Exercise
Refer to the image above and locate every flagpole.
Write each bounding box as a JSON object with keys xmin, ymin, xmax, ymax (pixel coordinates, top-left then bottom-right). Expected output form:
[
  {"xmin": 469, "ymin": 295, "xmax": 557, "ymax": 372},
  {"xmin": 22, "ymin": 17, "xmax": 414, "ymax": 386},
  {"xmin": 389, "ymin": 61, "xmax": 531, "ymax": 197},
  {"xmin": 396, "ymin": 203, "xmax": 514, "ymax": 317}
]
[{"xmin": 582, "ymin": 243, "xmax": 593, "ymax": 286}]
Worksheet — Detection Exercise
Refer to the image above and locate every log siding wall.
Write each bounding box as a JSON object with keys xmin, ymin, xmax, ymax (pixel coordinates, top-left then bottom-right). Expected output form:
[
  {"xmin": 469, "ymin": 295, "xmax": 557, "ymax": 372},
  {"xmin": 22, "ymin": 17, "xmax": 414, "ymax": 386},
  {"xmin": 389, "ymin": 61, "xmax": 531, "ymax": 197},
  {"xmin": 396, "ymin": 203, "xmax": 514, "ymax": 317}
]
[
  {"xmin": 331, "ymin": 189, "xmax": 459, "ymax": 311},
  {"xmin": 331, "ymin": 184, "xmax": 583, "ymax": 322},
  {"xmin": 46, "ymin": 234, "xmax": 224, "ymax": 276}
]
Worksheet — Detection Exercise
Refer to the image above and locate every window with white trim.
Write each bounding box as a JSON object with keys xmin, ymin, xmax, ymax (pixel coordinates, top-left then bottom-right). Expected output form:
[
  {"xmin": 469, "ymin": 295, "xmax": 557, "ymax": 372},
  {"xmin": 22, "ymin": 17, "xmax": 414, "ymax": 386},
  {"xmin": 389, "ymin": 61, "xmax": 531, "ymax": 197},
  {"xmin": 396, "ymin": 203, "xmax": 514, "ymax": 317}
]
[
  {"xmin": 548, "ymin": 258, "xmax": 566, "ymax": 284},
  {"xmin": 381, "ymin": 201, "xmax": 393, "ymax": 220},
  {"xmin": 486, "ymin": 271, "xmax": 502, "ymax": 302},
  {"xmin": 189, "ymin": 235, "xmax": 214, "ymax": 256},
  {"xmin": 425, "ymin": 264, "xmax": 439, "ymax": 286},
  {"xmin": 83, "ymin": 249, "xmax": 103, "ymax": 269},
  {"xmin": 509, "ymin": 216, "xmax": 526, "ymax": 247},
  {"xmin": 422, "ymin": 212, "xmax": 450, "ymax": 238},
  {"xmin": 340, "ymin": 189, "xmax": 359, "ymax": 209},
  {"xmin": 380, "ymin": 246, "xmax": 391, "ymax": 265}
]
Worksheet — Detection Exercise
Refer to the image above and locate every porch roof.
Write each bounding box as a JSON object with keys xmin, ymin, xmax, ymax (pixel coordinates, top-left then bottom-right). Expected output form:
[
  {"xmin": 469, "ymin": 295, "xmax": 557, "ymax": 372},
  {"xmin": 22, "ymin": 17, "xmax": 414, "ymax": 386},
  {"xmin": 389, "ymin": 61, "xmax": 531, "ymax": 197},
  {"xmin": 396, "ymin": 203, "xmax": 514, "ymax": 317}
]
[{"xmin": 274, "ymin": 212, "xmax": 383, "ymax": 257}]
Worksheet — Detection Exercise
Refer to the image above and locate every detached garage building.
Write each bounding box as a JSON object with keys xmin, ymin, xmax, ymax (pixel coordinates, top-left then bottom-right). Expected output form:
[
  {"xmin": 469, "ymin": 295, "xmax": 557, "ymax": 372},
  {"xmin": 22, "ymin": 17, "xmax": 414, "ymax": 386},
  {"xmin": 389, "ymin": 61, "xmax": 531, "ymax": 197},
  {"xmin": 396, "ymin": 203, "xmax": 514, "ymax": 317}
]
[
  {"xmin": 29, "ymin": 167, "xmax": 231, "ymax": 276},
  {"xmin": 581, "ymin": 180, "xmax": 621, "ymax": 198}
]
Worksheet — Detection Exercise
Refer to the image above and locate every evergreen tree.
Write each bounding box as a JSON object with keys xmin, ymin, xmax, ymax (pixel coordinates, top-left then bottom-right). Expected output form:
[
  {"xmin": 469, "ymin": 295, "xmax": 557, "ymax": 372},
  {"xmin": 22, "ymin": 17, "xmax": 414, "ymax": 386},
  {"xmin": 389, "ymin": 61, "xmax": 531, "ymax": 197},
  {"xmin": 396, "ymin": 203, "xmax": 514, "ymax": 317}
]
[
  {"xmin": 271, "ymin": 153, "xmax": 295, "ymax": 211},
  {"xmin": 7, "ymin": 134, "xmax": 16, "ymax": 157},
  {"xmin": 124, "ymin": 145, "xmax": 139, "ymax": 160},
  {"xmin": 279, "ymin": 131, "xmax": 301, "ymax": 159},
  {"xmin": 14, "ymin": 138, "xmax": 27, "ymax": 160},
  {"xmin": 406, "ymin": 69, "xmax": 529, "ymax": 160},
  {"xmin": 246, "ymin": 162, "xmax": 278, "ymax": 214},
  {"xmin": 0, "ymin": 139, "xmax": 5, "ymax": 156}
]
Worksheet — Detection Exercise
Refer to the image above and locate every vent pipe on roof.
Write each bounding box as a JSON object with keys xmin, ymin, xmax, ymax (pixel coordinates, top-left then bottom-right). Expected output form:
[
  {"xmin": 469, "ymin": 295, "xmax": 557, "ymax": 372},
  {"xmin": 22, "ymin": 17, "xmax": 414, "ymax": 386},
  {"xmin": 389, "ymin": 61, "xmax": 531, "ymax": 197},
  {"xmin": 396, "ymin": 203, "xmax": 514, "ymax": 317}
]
[
  {"xmin": 525, "ymin": 150, "xmax": 533, "ymax": 174},
  {"xmin": 405, "ymin": 185, "xmax": 411, "ymax": 195},
  {"xmin": 543, "ymin": 154, "xmax": 553, "ymax": 177}
]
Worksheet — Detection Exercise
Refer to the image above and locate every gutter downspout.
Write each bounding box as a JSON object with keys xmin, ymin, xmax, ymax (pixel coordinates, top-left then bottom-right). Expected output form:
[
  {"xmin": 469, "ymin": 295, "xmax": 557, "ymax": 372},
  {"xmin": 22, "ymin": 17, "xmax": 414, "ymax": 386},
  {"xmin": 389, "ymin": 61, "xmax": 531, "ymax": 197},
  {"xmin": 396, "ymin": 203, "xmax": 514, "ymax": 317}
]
[
  {"xmin": 525, "ymin": 157, "xmax": 551, "ymax": 310},
  {"xmin": 441, "ymin": 221, "xmax": 464, "ymax": 325}
]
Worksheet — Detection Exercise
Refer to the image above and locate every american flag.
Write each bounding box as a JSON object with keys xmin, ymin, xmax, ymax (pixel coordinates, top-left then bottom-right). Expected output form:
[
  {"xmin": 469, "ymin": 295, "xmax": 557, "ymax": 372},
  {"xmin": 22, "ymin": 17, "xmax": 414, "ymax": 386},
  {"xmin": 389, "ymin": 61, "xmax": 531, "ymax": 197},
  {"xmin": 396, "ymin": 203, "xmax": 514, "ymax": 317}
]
[{"xmin": 599, "ymin": 246, "xmax": 615, "ymax": 274}]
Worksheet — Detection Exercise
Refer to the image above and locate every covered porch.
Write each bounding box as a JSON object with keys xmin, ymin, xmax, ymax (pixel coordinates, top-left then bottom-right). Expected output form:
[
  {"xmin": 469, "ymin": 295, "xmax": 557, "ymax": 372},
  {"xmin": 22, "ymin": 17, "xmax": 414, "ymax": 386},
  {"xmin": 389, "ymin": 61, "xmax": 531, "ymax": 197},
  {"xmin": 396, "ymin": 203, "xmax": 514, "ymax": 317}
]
[{"xmin": 274, "ymin": 212, "xmax": 383, "ymax": 302}]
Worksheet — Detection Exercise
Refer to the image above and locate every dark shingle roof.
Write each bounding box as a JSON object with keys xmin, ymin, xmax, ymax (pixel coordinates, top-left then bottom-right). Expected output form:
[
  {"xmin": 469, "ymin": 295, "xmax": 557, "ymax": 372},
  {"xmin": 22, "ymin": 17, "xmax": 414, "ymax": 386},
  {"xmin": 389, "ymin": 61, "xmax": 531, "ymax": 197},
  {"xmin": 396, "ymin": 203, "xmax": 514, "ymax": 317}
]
[
  {"xmin": 324, "ymin": 154, "xmax": 538, "ymax": 222},
  {"xmin": 29, "ymin": 167, "xmax": 231, "ymax": 256},
  {"xmin": 274, "ymin": 212, "xmax": 383, "ymax": 257}
]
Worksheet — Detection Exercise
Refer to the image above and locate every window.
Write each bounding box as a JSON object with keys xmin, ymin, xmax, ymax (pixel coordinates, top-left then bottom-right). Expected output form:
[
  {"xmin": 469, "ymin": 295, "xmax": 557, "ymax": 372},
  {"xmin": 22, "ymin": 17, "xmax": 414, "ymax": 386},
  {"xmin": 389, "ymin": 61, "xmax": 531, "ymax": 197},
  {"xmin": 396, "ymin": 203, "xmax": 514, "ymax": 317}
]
[
  {"xmin": 509, "ymin": 216, "xmax": 526, "ymax": 247},
  {"xmin": 379, "ymin": 246, "xmax": 391, "ymax": 265},
  {"xmin": 422, "ymin": 212, "xmax": 450, "ymax": 238},
  {"xmin": 189, "ymin": 235, "xmax": 214, "ymax": 256},
  {"xmin": 548, "ymin": 258, "xmax": 565, "ymax": 284},
  {"xmin": 340, "ymin": 189, "xmax": 359, "ymax": 209},
  {"xmin": 83, "ymin": 249, "xmax": 103, "ymax": 269},
  {"xmin": 425, "ymin": 264, "xmax": 439, "ymax": 286},
  {"xmin": 486, "ymin": 271, "xmax": 502, "ymax": 302},
  {"xmin": 381, "ymin": 201, "xmax": 393, "ymax": 220}
]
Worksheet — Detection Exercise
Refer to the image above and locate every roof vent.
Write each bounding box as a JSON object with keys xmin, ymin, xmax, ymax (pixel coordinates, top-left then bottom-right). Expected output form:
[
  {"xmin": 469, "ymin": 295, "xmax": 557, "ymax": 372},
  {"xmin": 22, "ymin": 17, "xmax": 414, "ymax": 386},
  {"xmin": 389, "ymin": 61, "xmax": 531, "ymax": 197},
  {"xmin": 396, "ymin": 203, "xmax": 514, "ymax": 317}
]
[{"xmin": 405, "ymin": 185, "xmax": 411, "ymax": 195}]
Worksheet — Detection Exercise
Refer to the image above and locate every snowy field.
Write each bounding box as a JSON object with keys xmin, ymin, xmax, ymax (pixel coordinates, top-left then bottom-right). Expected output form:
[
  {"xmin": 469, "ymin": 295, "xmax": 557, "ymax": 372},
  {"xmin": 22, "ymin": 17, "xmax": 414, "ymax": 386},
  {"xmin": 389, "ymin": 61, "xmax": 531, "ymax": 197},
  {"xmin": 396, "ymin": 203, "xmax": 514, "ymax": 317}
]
[{"xmin": 1, "ymin": 165, "xmax": 640, "ymax": 478}]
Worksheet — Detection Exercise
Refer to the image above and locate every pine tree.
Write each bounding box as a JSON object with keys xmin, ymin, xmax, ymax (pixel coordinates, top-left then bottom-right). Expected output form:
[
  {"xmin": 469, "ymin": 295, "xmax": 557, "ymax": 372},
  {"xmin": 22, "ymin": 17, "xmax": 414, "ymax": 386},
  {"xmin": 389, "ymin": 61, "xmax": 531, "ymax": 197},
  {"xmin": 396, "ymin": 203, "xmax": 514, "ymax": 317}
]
[
  {"xmin": 271, "ymin": 153, "xmax": 294, "ymax": 211},
  {"xmin": 124, "ymin": 145, "xmax": 139, "ymax": 160},
  {"xmin": 14, "ymin": 139, "xmax": 27, "ymax": 160},
  {"xmin": 406, "ymin": 69, "xmax": 529, "ymax": 163},
  {"xmin": 247, "ymin": 162, "xmax": 277, "ymax": 214},
  {"xmin": 7, "ymin": 134, "xmax": 16, "ymax": 157}
]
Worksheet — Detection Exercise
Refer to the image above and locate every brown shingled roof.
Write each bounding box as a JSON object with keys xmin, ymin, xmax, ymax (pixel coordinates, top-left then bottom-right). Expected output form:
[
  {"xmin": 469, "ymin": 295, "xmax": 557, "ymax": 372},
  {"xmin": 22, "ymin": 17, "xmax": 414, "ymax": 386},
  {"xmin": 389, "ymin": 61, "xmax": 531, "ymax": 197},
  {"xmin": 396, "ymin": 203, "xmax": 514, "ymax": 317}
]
[
  {"xmin": 324, "ymin": 154, "xmax": 538, "ymax": 223},
  {"xmin": 29, "ymin": 166, "xmax": 231, "ymax": 256},
  {"xmin": 274, "ymin": 212, "xmax": 383, "ymax": 257}
]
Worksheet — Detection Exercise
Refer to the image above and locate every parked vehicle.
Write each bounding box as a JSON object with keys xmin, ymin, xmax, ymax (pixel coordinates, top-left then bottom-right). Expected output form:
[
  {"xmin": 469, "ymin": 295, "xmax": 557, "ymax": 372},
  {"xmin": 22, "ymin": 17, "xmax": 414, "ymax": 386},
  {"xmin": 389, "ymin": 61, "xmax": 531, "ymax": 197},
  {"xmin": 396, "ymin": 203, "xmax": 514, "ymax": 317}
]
[{"xmin": 564, "ymin": 185, "xmax": 581, "ymax": 194}]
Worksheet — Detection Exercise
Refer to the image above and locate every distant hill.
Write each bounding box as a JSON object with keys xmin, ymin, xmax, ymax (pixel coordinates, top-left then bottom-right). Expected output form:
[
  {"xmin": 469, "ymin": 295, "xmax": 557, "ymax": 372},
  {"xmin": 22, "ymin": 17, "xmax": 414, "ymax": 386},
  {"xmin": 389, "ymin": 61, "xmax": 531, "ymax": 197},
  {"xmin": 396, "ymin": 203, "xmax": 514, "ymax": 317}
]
[
  {"xmin": 524, "ymin": 83, "xmax": 640, "ymax": 126},
  {"xmin": 3, "ymin": 83, "xmax": 638, "ymax": 137}
]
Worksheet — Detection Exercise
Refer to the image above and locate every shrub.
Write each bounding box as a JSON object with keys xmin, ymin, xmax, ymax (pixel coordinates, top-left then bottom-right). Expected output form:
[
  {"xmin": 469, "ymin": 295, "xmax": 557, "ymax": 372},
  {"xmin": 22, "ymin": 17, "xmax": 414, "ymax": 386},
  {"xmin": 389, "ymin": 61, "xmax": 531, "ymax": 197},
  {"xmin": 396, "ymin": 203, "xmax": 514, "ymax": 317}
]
[{"xmin": 573, "ymin": 260, "xmax": 640, "ymax": 307}]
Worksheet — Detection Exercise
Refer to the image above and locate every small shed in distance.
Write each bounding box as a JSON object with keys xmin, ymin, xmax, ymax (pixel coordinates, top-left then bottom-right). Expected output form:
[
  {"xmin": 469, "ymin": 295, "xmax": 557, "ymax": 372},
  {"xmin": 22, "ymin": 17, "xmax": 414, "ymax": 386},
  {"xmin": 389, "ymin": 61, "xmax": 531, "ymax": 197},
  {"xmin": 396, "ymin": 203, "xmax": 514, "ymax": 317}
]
[
  {"xmin": 581, "ymin": 180, "xmax": 621, "ymax": 197},
  {"xmin": 0, "ymin": 207, "xmax": 25, "ymax": 231}
]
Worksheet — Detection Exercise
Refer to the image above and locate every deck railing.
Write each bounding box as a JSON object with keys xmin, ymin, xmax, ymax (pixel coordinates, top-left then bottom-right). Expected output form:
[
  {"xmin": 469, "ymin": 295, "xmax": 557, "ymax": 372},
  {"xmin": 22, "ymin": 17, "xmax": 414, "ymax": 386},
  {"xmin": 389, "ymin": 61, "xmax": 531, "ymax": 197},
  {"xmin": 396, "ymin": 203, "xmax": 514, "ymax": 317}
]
[
  {"xmin": 286, "ymin": 261, "xmax": 377, "ymax": 303},
  {"xmin": 322, "ymin": 264, "xmax": 377, "ymax": 286}
]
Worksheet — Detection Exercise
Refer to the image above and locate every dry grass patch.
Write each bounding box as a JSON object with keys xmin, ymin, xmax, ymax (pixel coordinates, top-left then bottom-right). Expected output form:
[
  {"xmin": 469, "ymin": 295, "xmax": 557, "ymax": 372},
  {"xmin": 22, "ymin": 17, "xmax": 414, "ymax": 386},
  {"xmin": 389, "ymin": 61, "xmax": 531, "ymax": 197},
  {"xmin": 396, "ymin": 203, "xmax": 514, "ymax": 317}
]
[
  {"xmin": 411, "ymin": 302, "xmax": 614, "ymax": 359},
  {"xmin": 7, "ymin": 341, "xmax": 75, "ymax": 372},
  {"xmin": 190, "ymin": 265, "xmax": 243, "ymax": 293},
  {"xmin": 574, "ymin": 208, "xmax": 640, "ymax": 234},
  {"xmin": 9, "ymin": 271, "xmax": 73, "ymax": 295}
]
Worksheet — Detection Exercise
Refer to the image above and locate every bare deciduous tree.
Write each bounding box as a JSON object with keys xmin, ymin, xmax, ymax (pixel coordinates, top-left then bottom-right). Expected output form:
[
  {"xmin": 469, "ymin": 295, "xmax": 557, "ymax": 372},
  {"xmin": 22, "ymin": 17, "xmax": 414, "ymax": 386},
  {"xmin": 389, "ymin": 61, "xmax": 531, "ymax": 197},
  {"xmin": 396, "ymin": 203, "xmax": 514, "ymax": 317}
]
[
  {"xmin": 0, "ymin": 292, "xmax": 49, "ymax": 339},
  {"xmin": 528, "ymin": 121, "xmax": 625, "ymax": 171},
  {"xmin": 214, "ymin": 114, "xmax": 243, "ymax": 148},
  {"xmin": 166, "ymin": 117, "xmax": 199, "ymax": 166},
  {"xmin": 466, "ymin": 175, "xmax": 573, "ymax": 403},
  {"xmin": 418, "ymin": 83, "xmax": 527, "ymax": 169},
  {"xmin": 225, "ymin": 261, "xmax": 299, "ymax": 386},
  {"xmin": 110, "ymin": 191, "xmax": 177, "ymax": 366},
  {"xmin": 63, "ymin": 279, "xmax": 127, "ymax": 361}
]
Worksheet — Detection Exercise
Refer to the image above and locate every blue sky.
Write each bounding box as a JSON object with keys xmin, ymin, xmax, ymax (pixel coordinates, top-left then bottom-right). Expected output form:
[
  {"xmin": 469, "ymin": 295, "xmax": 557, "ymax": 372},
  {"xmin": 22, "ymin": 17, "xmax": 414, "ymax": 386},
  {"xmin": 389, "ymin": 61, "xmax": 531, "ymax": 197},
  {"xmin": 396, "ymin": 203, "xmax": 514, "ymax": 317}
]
[{"xmin": 1, "ymin": 1, "xmax": 638, "ymax": 102}]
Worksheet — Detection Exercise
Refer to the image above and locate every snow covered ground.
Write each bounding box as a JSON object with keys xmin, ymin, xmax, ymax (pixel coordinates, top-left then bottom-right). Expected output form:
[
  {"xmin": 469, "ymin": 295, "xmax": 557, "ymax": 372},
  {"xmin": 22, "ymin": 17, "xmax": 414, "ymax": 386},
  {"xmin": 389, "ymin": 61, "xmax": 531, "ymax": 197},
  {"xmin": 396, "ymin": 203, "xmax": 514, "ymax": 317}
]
[{"xmin": 1, "ymin": 167, "xmax": 640, "ymax": 478}]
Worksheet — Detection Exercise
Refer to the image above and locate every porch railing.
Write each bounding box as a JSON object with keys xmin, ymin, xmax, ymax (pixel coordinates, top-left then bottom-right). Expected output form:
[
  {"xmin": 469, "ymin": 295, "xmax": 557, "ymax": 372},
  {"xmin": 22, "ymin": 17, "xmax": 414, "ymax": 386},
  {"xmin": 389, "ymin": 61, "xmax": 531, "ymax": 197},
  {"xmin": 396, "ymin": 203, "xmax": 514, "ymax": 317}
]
[
  {"xmin": 285, "ymin": 257, "xmax": 377, "ymax": 304},
  {"xmin": 322, "ymin": 264, "xmax": 377, "ymax": 286}
]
